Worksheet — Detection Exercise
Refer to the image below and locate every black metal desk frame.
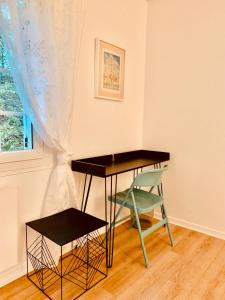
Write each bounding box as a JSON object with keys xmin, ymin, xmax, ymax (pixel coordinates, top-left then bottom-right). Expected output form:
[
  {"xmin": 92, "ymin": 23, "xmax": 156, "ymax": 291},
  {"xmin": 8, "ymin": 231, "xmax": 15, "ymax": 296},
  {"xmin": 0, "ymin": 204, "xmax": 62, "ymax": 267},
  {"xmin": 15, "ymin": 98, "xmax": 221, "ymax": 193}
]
[{"xmin": 71, "ymin": 150, "xmax": 170, "ymax": 268}]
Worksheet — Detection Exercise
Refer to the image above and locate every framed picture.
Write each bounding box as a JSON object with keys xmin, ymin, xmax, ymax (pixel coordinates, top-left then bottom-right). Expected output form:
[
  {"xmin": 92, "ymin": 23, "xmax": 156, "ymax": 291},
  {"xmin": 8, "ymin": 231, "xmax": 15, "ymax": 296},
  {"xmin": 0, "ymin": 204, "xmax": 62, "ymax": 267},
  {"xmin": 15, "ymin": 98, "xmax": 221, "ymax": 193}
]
[{"xmin": 95, "ymin": 39, "xmax": 125, "ymax": 101}]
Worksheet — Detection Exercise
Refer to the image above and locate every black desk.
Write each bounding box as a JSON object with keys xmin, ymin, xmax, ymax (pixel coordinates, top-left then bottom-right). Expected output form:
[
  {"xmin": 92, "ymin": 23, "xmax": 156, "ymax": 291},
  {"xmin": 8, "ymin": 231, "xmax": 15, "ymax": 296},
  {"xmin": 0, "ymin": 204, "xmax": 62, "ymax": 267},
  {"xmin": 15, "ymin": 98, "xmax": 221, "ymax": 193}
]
[{"xmin": 71, "ymin": 150, "xmax": 170, "ymax": 267}]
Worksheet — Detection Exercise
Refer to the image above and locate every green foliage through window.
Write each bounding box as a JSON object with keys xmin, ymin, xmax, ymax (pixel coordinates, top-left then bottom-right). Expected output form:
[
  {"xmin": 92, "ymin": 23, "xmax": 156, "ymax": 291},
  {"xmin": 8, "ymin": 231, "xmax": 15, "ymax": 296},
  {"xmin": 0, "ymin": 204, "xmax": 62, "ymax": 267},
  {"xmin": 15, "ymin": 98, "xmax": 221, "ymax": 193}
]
[{"xmin": 0, "ymin": 36, "xmax": 32, "ymax": 152}]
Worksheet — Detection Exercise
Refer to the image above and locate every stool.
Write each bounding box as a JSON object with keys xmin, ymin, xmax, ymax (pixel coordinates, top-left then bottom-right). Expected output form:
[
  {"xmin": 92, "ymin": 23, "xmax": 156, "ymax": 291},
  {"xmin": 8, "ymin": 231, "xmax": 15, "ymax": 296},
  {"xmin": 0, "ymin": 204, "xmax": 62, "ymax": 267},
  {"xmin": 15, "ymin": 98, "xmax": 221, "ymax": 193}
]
[{"xmin": 26, "ymin": 208, "xmax": 108, "ymax": 299}]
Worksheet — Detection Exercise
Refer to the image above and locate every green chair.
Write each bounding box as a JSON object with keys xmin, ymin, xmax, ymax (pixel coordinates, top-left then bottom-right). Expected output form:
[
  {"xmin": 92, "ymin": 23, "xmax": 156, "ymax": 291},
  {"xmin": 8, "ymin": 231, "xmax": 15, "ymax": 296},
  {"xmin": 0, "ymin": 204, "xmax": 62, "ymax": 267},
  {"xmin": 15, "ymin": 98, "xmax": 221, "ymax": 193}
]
[{"xmin": 108, "ymin": 166, "xmax": 174, "ymax": 268}]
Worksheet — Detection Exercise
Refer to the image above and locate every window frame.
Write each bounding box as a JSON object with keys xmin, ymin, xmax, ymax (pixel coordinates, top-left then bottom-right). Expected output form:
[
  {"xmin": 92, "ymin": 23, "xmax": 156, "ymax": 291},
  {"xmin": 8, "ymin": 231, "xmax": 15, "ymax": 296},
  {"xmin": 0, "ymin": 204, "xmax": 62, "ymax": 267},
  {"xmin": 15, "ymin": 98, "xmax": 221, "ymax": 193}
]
[
  {"xmin": 0, "ymin": 35, "xmax": 42, "ymax": 166},
  {"xmin": 0, "ymin": 130, "xmax": 43, "ymax": 164}
]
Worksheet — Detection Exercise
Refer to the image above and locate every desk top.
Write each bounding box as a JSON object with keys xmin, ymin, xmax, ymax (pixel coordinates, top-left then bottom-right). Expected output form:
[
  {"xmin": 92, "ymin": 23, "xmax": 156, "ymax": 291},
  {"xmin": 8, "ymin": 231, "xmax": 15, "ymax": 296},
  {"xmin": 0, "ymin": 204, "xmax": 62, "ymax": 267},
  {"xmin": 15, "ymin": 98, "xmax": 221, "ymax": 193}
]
[
  {"xmin": 26, "ymin": 208, "xmax": 107, "ymax": 246},
  {"xmin": 71, "ymin": 150, "xmax": 170, "ymax": 178}
]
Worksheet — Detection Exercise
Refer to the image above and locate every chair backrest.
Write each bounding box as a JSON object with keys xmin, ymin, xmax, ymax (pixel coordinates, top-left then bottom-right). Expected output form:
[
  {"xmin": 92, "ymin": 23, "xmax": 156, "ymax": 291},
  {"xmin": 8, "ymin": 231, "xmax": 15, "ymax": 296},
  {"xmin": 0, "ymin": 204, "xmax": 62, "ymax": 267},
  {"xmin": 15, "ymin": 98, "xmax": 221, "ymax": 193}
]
[{"xmin": 132, "ymin": 166, "xmax": 168, "ymax": 188}]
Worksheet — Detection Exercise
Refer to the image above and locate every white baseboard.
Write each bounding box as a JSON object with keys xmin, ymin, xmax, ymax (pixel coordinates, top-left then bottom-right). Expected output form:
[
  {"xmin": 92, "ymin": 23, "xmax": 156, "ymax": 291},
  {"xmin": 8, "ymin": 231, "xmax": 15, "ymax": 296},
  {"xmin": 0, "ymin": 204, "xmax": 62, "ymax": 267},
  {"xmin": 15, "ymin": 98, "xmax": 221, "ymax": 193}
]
[
  {"xmin": 0, "ymin": 263, "xmax": 26, "ymax": 287},
  {"xmin": 154, "ymin": 212, "xmax": 225, "ymax": 241}
]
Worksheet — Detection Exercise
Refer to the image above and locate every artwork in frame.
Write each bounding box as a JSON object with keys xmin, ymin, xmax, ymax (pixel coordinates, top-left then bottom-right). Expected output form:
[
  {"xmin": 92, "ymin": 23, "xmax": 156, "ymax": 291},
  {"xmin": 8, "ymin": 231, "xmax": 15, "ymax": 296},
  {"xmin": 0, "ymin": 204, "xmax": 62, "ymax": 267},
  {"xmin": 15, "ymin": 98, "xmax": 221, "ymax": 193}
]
[{"xmin": 95, "ymin": 39, "xmax": 125, "ymax": 101}]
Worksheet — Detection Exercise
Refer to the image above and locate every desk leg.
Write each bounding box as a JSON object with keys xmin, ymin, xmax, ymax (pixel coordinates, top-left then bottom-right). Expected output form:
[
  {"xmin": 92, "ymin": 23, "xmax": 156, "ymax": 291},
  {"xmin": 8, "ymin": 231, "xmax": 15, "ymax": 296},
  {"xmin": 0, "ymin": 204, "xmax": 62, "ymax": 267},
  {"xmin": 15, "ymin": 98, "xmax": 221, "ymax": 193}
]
[
  {"xmin": 60, "ymin": 246, "xmax": 63, "ymax": 300},
  {"xmin": 104, "ymin": 178, "xmax": 108, "ymax": 269},
  {"xmin": 80, "ymin": 173, "xmax": 116, "ymax": 268},
  {"xmin": 81, "ymin": 174, "xmax": 93, "ymax": 212},
  {"xmin": 106, "ymin": 175, "xmax": 117, "ymax": 268}
]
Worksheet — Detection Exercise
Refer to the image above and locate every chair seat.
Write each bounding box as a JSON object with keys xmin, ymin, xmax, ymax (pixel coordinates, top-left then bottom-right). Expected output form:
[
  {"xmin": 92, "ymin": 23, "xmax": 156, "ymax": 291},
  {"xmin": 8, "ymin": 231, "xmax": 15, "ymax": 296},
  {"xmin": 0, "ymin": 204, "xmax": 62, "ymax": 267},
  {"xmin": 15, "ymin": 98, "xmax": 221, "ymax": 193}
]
[{"xmin": 109, "ymin": 188, "xmax": 163, "ymax": 214}]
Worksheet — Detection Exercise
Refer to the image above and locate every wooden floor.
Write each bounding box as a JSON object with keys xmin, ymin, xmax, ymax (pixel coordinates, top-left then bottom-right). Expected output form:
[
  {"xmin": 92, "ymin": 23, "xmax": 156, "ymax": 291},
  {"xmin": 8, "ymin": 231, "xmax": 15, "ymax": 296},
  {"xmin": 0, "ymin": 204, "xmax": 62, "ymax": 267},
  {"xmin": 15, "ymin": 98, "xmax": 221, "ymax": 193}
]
[{"xmin": 1, "ymin": 221, "xmax": 225, "ymax": 300}]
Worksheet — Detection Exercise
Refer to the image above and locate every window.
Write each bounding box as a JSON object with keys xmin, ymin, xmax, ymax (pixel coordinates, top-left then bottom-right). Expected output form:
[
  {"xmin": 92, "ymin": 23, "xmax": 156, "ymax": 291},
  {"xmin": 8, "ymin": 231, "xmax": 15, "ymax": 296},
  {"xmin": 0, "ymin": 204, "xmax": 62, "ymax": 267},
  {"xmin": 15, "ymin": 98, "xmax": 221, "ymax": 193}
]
[{"xmin": 0, "ymin": 36, "xmax": 33, "ymax": 153}]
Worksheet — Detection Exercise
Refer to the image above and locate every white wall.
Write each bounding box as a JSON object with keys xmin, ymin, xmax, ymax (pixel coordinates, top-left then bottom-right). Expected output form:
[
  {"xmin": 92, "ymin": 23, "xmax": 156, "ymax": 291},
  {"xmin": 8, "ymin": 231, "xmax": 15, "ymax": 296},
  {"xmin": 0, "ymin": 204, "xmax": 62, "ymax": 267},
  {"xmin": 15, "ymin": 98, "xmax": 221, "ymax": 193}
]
[
  {"xmin": 0, "ymin": 167, "xmax": 52, "ymax": 286},
  {"xmin": 0, "ymin": 0, "xmax": 147, "ymax": 286},
  {"xmin": 143, "ymin": 0, "xmax": 225, "ymax": 237},
  {"xmin": 71, "ymin": 0, "xmax": 147, "ymax": 219},
  {"xmin": 72, "ymin": 0, "xmax": 147, "ymax": 158}
]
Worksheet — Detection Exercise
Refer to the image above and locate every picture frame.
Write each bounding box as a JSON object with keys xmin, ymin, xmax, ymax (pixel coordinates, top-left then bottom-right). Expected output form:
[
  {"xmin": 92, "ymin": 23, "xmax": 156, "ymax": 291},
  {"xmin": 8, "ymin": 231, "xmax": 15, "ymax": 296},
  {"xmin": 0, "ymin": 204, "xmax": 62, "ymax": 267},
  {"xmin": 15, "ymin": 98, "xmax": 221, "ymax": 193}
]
[{"xmin": 95, "ymin": 39, "xmax": 125, "ymax": 101}]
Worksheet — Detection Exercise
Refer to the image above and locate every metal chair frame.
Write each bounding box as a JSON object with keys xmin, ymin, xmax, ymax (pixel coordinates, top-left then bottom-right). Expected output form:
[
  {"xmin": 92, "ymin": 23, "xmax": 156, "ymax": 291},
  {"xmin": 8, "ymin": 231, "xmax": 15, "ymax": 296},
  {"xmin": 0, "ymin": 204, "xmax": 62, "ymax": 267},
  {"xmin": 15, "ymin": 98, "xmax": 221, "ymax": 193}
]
[{"xmin": 109, "ymin": 166, "xmax": 174, "ymax": 268}]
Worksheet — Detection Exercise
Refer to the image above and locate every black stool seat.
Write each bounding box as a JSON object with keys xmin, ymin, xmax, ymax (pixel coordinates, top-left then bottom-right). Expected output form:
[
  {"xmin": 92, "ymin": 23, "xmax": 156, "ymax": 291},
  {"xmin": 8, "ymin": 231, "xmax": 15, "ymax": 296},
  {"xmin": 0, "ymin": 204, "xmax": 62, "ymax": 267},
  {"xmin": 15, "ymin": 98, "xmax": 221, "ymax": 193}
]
[{"xmin": 26, "ymin": 208, "xmax": 107, "ymax": 246}]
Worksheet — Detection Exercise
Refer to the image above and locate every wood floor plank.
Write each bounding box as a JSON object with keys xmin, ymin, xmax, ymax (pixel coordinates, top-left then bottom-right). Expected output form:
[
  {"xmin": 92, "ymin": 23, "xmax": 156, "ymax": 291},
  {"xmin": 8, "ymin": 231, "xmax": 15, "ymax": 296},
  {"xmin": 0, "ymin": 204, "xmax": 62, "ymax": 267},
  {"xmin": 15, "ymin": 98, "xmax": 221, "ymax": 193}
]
[
  {"xmin": 150, "ymin": 235, "xmax": 225, "ymax": 300},
  {"xmin": 117, "ymin": 228, "xmax": 208, "ymax": 299},
  {"xmin": 188, "ymin": 243, "xmax": 225, "ymax": 300},
  {"xmin": 1, "ymin": 221, "xmax": 225, "ymax": 300}
]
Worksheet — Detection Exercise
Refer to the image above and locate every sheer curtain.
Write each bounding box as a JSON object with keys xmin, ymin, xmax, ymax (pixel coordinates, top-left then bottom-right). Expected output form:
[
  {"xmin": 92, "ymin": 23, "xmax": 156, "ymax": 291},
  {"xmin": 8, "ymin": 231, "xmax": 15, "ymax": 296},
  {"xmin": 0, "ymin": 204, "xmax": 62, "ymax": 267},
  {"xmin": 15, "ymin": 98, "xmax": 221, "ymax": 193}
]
[{"xmin": 0, "ymin": 0, "xmax": 85, "ymax": 216}]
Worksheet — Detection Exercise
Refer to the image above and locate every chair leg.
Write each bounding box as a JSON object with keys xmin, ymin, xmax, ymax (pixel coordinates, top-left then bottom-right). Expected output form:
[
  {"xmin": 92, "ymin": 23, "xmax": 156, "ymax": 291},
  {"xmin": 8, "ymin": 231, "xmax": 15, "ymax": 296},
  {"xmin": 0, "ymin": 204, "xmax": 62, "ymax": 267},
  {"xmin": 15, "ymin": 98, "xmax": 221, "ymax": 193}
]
[
  {"xmin": 132, "ymin": 208, "xmax": 149, "ymax": 268},
  {"xmin": 161, "ymin": 204, "xmax": 174, "ymax": 247},
  {"xmin": 113, "ymin": 205, "xmax": 124, "ymax": 227},
  {"xmin": 161, "ymin": 205, "xmax": 166, "ymax": 227},
  {"xmin": 128, "ymin": 210, "xmax": 135, "ymax": 229}
]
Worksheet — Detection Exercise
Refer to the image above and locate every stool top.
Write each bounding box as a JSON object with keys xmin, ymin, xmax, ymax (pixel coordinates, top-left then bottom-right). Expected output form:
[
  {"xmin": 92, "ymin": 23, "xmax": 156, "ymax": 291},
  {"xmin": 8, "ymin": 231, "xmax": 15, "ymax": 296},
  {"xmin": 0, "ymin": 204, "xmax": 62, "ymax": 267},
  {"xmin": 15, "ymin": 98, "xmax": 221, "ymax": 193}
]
[{"xmin": 26, "ymin": 208, "xmax": 108, "ymax": 246}]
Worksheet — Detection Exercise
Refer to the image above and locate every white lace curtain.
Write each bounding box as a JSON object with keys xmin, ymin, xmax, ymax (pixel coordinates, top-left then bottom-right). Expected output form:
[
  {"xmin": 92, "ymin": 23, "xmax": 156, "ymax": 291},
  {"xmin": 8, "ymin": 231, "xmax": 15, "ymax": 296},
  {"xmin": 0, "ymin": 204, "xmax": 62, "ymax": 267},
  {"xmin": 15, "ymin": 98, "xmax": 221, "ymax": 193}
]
[{"xmin": 0, "ymin": 0, "xmax": 85, "ymax": 216}]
